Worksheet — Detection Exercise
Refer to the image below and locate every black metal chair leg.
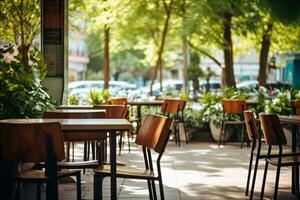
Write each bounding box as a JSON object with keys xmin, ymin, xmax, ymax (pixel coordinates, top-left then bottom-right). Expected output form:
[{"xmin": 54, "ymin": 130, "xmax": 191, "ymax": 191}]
[
  {"xmin": 37, "ymin": 183, "xmax": 41, "ymax": 200},
  {"xmin": 151, "ymin": 180, "xmax": 157, "ymax": 200},
  {"xmin": 147, "ymin": 180, "xmax": 154, "ymax": 200},
  {"xmin": 223, "ymin": 125, "xmax": 227, "ymax": 146},
  {"xmin": 260, "ymin": 161, "xmax": 269, "ymax": 200},
  {"xmin": 94, "ymin": 175, "xmax": 103, "ymax": 200},
  {"xmin": 177, "ymin": 122, "xmax": 181, "ymax": 147},
  {"xmin": 273, "ymin": 165, "xmax": 281, "ymax": 200},
  {"xmin": 218, "ymin": 122, "xmax": 224, "ymax": 147},
  {"xmin": 245, "ymin": 151, "xmax": 254, "ymax": 196},
  {"xmin": 127, "ymin": 131, "xmax": 131, "ymax": 153},
  {"xmin": 240, "ymin": 125, "xmax": 245, "ymax": 149},
  {"xmin": 119, "ymin": 133, "xmax": 123, "ymax": 156},
  {"xmin": 250, "ymin": 156, "xmax": 260, "ymax": 199},
  {"xmin": 76, "ymin": 173, "xmax": 81, "ymax": 200},
  {"xmin": 15, "ymin": 182, "xmax": 21, "ymax": 200},
  {"xmin": 158, "ymin": 177, "xmax": 165, "ymax": 200}
]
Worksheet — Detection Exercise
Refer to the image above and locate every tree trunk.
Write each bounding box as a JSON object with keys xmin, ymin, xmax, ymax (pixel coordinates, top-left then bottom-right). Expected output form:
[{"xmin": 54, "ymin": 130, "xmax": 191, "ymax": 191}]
[
  {"xmin": 182, "ymin": 37, "xmax": 189, "ymax": 94},
  {"xmin": 150, "ymin": 0, "xmax": 173, "ymax": 95},
  {"xmin": 103, "ymin": 25, "xmax": 110, "ymax": 89},
  {"xmin": 222, "ymin": 12, "xmax": 235, "ymax": 88},
  {"xmin": 258, "ymin": 22, "xmax": 273, "ymax": 86}
]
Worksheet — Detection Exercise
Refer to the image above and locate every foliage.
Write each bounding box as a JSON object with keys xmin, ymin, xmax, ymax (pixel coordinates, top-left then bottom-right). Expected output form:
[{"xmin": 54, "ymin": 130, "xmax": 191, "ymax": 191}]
[
  {"xmin": 68, "ymin": 95, "xmax": 80, "ymax": 105},
  {"xmin": 88, "ymin": 89, "xmax": 111, "ymax": 105},
  {"xmin": 200, "ymin": 87, "xmax": 251, "ymax": 126},
  {"xmin": 0, "ymin": 0, "xmax": 40, "ymax": 46},
  {"xmin": 253, "ymin": 87, "xmax": 271, "ymax": 113},
  {"xmin": 264, "ymin": 90, "xmax": 292, "ymax": 115},
  {"xmin": 0, "ymin": 45, "xmax": 56, "ymax": 119}
]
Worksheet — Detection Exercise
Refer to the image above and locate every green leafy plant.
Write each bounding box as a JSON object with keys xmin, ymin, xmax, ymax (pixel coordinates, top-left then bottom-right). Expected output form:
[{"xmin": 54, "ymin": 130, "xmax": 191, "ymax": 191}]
[
  {"xmin": 0, "ymin": 45, "xmax": 56, "ymax": 119},
  {"xmin": 253, "ymin": 87, "xmax": 271, "ymax": 113},
  {"xmin": 88, "ymin": 89, "xmax": 110, "ymax": 105},
  {"xmin": 68, "ymin": 95, "xmax": 79, "ymax": 105},
  {"xmin": 265, "ymin": 89, "xmax": 292, "ymax": 115}
]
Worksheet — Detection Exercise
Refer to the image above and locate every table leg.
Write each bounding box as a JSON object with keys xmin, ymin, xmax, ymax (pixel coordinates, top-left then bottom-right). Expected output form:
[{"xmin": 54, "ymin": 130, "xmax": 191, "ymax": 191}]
[
  {"xmin": 110, "ymin": 131, "xmax": 117, "ymax": 200},
  {"xmin": 292, "ymin": 124, "xmax": 299, "ymax": 194}
]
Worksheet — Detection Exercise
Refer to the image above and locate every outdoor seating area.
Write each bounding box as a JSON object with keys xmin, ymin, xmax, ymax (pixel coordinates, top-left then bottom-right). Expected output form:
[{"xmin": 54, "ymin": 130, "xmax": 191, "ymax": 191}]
[{"xmin": 2, "ymin": 1, "xmax": 300, "ymax": 200}]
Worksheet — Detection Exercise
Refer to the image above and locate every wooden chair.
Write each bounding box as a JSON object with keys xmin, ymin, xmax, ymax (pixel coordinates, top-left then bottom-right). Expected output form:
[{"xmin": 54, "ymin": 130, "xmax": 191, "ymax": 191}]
[
  {"xmin": 93, "ymin": 114, "xmax": 173, "ymax": 200},
  {"xmin": 93, "ymin": 105, "xmax": 129, "ymax": 156},
  {"xmin": 259, "ymin": 113, "xmax": 300, "ymax": 200},
  {"xmin": 219, "ymin": 99, "xmax": 247, "ymax": 148},
  {"xmin": 161, "ymin": 99, "xmax": 188, "ymax": 146},
  {"xmin": 43, "ymin": 111, "xmax": 107, "ymax": 169},
  {"xmin": 243, "ymin": 111, "xmax": 294, "ymax": 199},
  {"xmin": 109, "ymin": 97, "xmax": 141, "ymax": 151},
  {"xmin": 291, "ymin": 100, "xmax": 300, "ymax": 115},
  {"xmin": 0, "ymin": 121, "xmax": 81, "ymax": 200}
]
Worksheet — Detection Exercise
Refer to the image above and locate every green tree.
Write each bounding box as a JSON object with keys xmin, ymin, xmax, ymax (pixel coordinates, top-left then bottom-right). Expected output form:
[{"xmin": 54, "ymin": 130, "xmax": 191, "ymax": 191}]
[{"xmin": 0, "ymin": 0, "xmax": 40, "ymax": 69}]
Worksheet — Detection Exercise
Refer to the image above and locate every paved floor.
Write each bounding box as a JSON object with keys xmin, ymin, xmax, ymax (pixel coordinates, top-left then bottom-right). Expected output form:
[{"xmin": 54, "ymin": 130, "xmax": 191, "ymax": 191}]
[{"xmin": 21, "ymin": 142, "xmax": 299, "ymax": 200}]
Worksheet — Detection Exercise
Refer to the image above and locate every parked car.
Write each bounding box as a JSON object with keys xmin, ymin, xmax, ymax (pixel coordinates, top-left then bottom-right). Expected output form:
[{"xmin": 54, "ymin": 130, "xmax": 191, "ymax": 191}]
[
  {"xmin": 236, "ymin": 80, "xmax": 259, "ymax": 91},
  {"xmin": 199, "ymin": 79, "xmax": 221, "ymax": 93},
  {"xmin": 68, "ymin": 80, "xmax": 137, "ymax": 103}
]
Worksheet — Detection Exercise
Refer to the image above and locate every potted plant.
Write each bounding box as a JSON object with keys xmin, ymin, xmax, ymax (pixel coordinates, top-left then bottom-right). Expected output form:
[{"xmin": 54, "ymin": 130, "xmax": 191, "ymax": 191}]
[
  {"xmin": 0, "ymin": 45, "xmax": 56, "ymax": 119},
  {"xmin": 200, "ymin": 87, "xmax": 250, "ymax": 142},
  {"xmin": 264, "ymin": 89, "xmax": 293, "ymax": 145}
]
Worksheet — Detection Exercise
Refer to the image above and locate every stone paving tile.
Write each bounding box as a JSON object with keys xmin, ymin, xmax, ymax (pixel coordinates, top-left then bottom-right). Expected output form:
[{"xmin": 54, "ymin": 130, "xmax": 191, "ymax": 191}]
[{"xmin": 20, "ymin": 142, "xmax": 299, "ymax": 199}]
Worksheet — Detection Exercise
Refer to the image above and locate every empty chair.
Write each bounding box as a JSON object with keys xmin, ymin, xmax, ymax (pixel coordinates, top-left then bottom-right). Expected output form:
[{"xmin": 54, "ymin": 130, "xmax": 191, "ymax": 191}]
[
  {"xmin": 93, "ymin": 114, "xmax": 173, "ymax": 200},
  {"xmin": 243, "ymin": 111, "xmax": 294, "ymax": 199},
  {"xmin": 161, "ymin": 99, "xmax": 188, "ymax": 146},
  {"xmin": 259, "ymin": 113, "xmax": 300, "ymax": 200},
  {"xmin": 219, "ymin": 99, "xmax": 247, "ymax": 148},
  {"xmin": 0, "ymin": 121, "xmax": 81, "ymax": 200},
  {"xmin": 93, "ymin": 105, "xmax": 129, "ymax": 155},
  {"xmin": 43, "ymin": 110, "xmax": 107, "ymax": 168}
]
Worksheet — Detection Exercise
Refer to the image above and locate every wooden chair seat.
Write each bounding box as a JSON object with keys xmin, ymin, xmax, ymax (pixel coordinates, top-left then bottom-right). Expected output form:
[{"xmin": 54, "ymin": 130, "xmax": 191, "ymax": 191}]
[
  {"xmin": 37, "ymin": 160, "xmax": 100, "ymax": 169},
  {"xmin": 254, "ymin": 149, "xmax": 296, "ymax": 158},
  {"xmin": 267, "ymin": 155, "xmax": 300, "ymax": 166},
  {"xmin": 94, "ymin": 165, "xmax": 157, "ymax": 179},
  {"xmin": 13, "ymin": 169, "xmax": 81, "ymax": 181},
  {"xmin": 224, "ymin": 120, "xmax": 245, "ymax": 125}
]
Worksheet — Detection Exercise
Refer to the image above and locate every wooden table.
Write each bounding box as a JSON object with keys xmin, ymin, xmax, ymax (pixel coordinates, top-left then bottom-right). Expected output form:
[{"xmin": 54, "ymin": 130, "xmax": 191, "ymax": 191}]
[
  {"xmin": 58, "ymin": 105, "xmax": 93, "ymax": 109},
  {"xmin": 128, "ymin": 100, "xmax": 163, "ymax": 120},
  {"xmin": 0, "ymin": 118, "xmax": 132, "ymax": 200},
  {"xmin": 279, "ymin": 115, "xmax": 300, "ymax": 195}
]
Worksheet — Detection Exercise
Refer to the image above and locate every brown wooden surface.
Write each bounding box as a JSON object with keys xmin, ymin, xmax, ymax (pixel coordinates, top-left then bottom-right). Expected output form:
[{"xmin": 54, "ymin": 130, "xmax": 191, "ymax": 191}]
[
  {"xmin": 128, "ymin": 100, "xmax": 163, "ymax": 106},
  {"xmin": 161, "ymin": 99, "xmax": 184, "ymax": 114},
  {"xmin": 109, "ymin": 98, "xmax": 128, "ymax": 105},
  {"xmin": 58, "ymin": 105, "xmax": 93, "ymax": 109},
  {"xmin": 260, "ymin": 114, "xmax": 287, "ymax": 145},
  {"xmin": 221, "ymin": 99, "xmax": 247, "ymax": 114},
  {"xmin": 93, "ymin": 105, "xmax": 127, "ymax": 119},
  {"xmin": 135, "ymin": 114, "xmax": 173, "ymax": 153},
  {"xmin": 279, "ymin": 115, "xmax": 300, "ymax": 125},
  {"xmin": 0, "ymin": 122, "xmax": 64, "ymax": 162},
  {"xmin": 0, "ymin": 119, "xmax": 132, "ymax": 131},
  {"xmin": 244, "ymin": 110, "xmax": 259, "ymax": 140}
]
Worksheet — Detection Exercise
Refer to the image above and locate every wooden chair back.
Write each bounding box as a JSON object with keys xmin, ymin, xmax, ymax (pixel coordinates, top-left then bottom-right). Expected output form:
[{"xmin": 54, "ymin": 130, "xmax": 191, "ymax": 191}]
[
  {"xmin": 221, "ymin": 99, "xmax": 247, "ymax": 114},
  {"xmin": 135, "ymin": 114, "xmax": 173, "ymax": 154},
  {"xmin": 93, "ymin": 105, "xmax": 128, "ymax": 119},
  {"xmin": 161, "ymin": 99, "xmax": 182, "ymax": 115},
  {"xmin": 109, "ymin": 97, "xmax": 128, "ymax": 105},
  {"xmin": 43, "ymin": 111, "xmax": 107, "ymax": 141},
  {"xmin": 243, "ymin": 110, "xmax": 259, "ymax": 140},
  {"xmin": 259, "ymin": 113, "xmax": 287, "ymax": 146},
  {"xmin": 0, "ymin": 122, "xmax": 64, "ymax": 162},
  {"xmin": 291, "ymin": 100, "xmax": 300, "ymax": 114}
]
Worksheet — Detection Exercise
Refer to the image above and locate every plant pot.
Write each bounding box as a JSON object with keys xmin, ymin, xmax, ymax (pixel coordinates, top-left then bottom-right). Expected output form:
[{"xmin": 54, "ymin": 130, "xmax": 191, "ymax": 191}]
[{"xmin": 209, "ymin": 121, "xmax": 232, "ymax": 142}]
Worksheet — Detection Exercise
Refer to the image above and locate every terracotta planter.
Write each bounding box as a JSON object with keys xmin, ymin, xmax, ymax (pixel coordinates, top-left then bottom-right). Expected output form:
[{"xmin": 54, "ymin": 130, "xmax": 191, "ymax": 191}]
[{"xmin": 209, "ymin": 121, "xmax": 232, "ymax": 142}]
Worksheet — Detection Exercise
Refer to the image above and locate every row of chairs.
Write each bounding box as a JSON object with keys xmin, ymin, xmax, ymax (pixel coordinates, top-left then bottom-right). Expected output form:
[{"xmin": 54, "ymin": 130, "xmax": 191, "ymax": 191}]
[
  {"xmin": 244, "ymin": 110, "xmax": 300, "ymax": 200},
  {"xmin": 109, "ymin": 98, "xmax": 189, "ymax": 147},
  {"xmin": 0, "ymin": 114, "xmax": 174, "ymax": 200}
]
